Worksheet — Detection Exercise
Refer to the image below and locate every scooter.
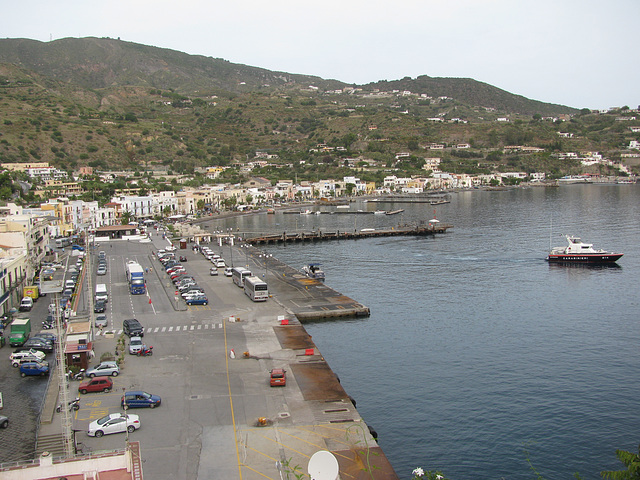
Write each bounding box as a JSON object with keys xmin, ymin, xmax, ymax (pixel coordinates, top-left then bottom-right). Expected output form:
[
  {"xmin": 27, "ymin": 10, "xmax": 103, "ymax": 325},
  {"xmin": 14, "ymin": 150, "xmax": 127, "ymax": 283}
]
[
  {"xmin": 137, "ymin": 345, "xmax": 153, "ymax": 357},
  {"xmin": 67, "ymin": 369, "xmax": 85, "ymax": 381},
  {"xmin": 56, "ymin": 397, "xmax": 80, "ymax": 413}
]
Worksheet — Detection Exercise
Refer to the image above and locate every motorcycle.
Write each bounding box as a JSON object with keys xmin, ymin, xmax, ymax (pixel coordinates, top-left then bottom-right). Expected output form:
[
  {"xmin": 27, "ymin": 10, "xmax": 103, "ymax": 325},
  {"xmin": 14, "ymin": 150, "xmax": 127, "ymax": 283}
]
[
  {"xmin": 137, "ymin": 345, "xmax": 153, "ymax": 357},
  {"xmin": 42, "ymin": 321, "xmax": 54, "ymax": 330},
  {"xmin": 56, "ymin": 397, "xmax": 80, "ymax": 413},
  {"xmin": 67, "ymin": 369, "xmax": 85, "ymax": 381}
]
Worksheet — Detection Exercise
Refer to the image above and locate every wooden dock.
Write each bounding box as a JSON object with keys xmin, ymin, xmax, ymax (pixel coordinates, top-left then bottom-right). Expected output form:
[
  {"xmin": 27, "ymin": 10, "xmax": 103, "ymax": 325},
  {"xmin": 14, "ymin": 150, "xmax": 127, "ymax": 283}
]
[{"xmin": 245, "ymin": 223, "xmax": 452, "ymax": 245}]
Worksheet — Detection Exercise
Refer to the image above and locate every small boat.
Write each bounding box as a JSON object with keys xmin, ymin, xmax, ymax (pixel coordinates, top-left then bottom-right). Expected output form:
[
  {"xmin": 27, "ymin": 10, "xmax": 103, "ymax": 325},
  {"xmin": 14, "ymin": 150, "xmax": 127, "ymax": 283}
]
[
  {"xmin": 300, "ymin": 209, "xmax": 312, "ymax": 215},
  {"xmin": 302, "ymin": 263, "xmax": 325, "ymax": 281},
  {"xmin": 374, "ymin": 210, "xmax": 387, "ymax": 215},
  {"xmin": 546, "ymin": 235, "xmax": 623, "ymax": 264}
]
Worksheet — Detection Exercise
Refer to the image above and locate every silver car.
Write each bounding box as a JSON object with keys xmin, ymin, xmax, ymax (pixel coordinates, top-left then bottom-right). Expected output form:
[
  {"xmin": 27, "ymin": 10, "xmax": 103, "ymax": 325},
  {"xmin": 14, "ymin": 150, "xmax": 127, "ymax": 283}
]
[
  {"xmin": 85, "ymin": 361, "xmax": 120, "ymax": 377},
  {"xmin": 129, "ymin": 337, "xmax": 144, "ymax": 355}
]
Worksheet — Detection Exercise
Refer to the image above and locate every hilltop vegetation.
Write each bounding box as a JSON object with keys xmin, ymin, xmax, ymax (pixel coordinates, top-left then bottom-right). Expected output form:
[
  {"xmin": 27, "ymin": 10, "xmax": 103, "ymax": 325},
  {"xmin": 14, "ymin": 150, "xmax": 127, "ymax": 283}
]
[{"xmin": 0, "ymin": 37, "xmax": 638, "ymax": 193}]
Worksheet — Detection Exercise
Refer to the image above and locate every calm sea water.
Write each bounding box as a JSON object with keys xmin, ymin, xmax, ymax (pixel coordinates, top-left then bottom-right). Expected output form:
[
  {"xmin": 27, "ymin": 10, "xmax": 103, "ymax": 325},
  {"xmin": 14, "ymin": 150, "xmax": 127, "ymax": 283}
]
[{"xmin": 209, "ymin": 185, "xmax": 640, "ymax": 480}]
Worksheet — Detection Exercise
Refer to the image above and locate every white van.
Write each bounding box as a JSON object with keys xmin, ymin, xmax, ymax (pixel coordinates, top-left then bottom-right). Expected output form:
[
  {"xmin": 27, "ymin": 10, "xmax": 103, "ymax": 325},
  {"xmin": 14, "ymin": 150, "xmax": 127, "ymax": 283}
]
[{"xmin": 95, "ymin": 284, "xmax": 108, "ymax": 303}]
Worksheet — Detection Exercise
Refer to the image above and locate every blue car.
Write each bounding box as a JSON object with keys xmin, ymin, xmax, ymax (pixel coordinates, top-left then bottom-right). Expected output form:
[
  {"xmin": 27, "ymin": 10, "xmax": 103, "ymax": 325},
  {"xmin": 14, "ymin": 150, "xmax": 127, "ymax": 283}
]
[
  {"xmin": 71, "ymin": 245, "xmax": 85, "ymax": 251},
  {"xmin": 20, "ymin": 362, "xmax": 50, "ymax": 377},
  {"xmin": 186, "ymin": 296, "xmax": 208, "ymax": 306},
  {"xmin": 121, "ymin": 391, "xmax": 161, "ymax": 408}
]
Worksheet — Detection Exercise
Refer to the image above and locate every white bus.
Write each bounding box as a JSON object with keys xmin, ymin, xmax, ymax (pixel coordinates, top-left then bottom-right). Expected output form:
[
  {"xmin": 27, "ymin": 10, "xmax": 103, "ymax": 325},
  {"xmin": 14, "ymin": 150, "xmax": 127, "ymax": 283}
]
[
  {"xmin": 232, "ymin": 267, "xmax": 252, "ymax": 287},
  {"xmin": 243, "ymin": 276, "xmax": 268, "ymax": 302}
]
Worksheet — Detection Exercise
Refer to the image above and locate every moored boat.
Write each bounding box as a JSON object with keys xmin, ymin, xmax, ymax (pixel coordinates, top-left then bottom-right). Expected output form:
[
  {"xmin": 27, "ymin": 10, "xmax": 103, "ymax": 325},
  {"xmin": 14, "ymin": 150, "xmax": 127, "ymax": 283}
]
[
  {"xmin": 302, "ymin": 263, "xmax": 325, "ymax": 281},
  {"xmin": 546, "ymin": 235, "xmax": 623, "ymax": 264}
]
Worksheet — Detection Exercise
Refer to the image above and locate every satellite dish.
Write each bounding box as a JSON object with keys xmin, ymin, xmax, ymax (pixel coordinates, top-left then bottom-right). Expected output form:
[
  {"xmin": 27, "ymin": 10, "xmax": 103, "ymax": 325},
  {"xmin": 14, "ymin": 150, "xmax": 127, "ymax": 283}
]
[{"xmin": 308, "ymin": 450, "xmax": 339, "ymax": 480}]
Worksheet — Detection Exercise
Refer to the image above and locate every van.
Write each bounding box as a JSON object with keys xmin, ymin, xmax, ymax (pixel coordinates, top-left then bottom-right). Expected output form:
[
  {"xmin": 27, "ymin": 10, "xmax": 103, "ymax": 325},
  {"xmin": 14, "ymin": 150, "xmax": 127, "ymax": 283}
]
[
  {"xmin": 95, "ymin": 284, "xmax": 108, "ymax": 303},
  {"xmin": 19, "ymin": 297, "xmax": 34, "ymax": 312}
]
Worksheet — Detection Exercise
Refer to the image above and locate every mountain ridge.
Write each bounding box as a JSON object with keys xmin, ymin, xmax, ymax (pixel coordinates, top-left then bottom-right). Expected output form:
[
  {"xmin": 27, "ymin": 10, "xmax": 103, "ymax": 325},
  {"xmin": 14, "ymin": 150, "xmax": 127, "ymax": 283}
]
[{"xmin": 0, "ymin": 37, "xmax": 577, "ymax": 115}]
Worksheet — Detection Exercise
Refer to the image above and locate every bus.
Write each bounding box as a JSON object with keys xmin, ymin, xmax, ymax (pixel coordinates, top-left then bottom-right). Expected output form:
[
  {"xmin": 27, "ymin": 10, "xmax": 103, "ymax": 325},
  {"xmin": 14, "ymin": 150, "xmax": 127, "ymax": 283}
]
[
  {"xmin": 231, "ymin": 267, "xmax": 252, "ymax": 287},
  {"xmin": 55, "ymin": 237, "xmax": 72, "ymax": 248},
  {"xmin": 243, "ymin": 276, "xmax": 268, "ymax": 302}
]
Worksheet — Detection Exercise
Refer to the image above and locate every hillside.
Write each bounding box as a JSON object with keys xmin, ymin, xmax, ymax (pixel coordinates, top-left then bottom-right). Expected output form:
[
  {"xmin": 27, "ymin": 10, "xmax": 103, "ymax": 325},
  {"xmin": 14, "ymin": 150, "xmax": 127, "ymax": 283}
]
[
  {"xmin": 0, "ymin": 37, "xmax": 637, "ymax": 189},
  {"xmin": 0, "ymin": 37, "xmax": 576, "ymax": 115}
]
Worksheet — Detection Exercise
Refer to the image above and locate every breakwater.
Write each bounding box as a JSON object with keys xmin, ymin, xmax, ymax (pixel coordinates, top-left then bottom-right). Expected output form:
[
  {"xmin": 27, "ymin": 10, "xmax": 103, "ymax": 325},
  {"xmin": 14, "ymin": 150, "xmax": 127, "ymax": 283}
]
[{"xmin": 245, "ymin": 223, "xmax": 452, "ymax": 245}]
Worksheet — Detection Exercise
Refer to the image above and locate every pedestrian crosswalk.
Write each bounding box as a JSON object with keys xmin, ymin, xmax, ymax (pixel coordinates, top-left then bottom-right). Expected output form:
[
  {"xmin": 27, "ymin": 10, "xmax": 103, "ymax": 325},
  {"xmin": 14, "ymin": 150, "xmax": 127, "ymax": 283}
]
[{"xmin": 96, "ymin": 323, "xmax": 223, "ymax": 336}]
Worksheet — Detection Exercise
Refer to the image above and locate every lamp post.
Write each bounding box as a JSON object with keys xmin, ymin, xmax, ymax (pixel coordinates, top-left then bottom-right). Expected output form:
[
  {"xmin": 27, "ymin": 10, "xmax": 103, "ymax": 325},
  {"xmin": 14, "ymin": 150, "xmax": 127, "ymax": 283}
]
[
  {"xmin": 260, "ymin": 254, "xmax": 272, "ymax": 278},
  {"xmin": 228, "ymin": 228, "xmax": 234, "ymax": 267}
]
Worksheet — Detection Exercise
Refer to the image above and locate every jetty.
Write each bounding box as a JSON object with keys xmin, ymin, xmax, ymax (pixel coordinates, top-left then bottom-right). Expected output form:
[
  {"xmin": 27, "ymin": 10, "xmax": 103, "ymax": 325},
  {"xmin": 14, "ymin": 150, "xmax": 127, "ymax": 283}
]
[{"xmin": 245, "ymin": 222, "xmax": 452, "ymax": 245}]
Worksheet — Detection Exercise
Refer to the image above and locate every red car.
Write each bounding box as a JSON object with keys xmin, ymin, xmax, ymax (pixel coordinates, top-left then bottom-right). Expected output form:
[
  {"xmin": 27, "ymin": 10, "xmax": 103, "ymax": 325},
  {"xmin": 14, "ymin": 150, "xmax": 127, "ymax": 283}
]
[
  {"xmin": 270, "ymin": 369, "xmax": 286, "ymax": 387},
  {"xmin": 78, "ymin": 376, "xmax": 113, "ymax": 394},
  {"xmin": 179, "ymin": 256, "xmax": 187, "ymax": 262}
]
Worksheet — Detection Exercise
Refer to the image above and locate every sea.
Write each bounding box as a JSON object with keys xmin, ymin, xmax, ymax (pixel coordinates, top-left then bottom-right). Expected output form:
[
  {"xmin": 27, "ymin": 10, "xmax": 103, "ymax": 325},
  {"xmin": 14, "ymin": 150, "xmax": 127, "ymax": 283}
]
[{"xmin": 206, "ymin": 184, "xmax": 640, "ymax": 480}]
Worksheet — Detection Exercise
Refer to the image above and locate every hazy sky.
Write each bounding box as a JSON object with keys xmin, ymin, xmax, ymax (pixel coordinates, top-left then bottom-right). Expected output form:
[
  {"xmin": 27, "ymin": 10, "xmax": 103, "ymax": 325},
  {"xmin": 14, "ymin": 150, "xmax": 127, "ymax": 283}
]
[{"xmin": 2, "ymin": 0, "xmax": 637, "ymax": 110}]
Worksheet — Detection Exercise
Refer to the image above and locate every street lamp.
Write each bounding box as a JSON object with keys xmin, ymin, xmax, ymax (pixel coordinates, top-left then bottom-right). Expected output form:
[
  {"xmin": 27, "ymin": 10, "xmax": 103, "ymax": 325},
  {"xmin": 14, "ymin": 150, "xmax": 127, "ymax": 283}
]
[{"xmin": 260, "ymin": 254, "xmax": 272, "ymax": 278}]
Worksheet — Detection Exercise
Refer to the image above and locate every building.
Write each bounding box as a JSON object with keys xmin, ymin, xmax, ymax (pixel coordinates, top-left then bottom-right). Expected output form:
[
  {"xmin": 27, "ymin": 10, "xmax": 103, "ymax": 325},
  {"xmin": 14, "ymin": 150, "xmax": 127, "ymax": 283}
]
[{"xmin": 0, "ymin": 214, "xmax": 51, "ymax": 284}]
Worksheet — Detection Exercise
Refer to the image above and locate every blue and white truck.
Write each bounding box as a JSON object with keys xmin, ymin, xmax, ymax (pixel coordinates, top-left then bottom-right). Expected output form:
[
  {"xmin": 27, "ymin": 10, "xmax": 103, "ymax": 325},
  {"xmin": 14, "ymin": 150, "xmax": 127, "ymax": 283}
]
[{"xmin": 125, "ymin": 261, "xmax": 146, "ymax": 295}]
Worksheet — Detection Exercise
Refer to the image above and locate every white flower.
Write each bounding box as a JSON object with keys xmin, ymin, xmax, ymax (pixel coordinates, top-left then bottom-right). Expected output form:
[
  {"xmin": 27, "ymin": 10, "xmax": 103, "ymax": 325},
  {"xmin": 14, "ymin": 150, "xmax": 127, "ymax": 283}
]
[
  {"xmin": 436, "ymin": 476, "xmax": 444, "ymax": 480},
  {"xmin": 413, "ymin": 467, "xmax": 425, "ymax": 477}
]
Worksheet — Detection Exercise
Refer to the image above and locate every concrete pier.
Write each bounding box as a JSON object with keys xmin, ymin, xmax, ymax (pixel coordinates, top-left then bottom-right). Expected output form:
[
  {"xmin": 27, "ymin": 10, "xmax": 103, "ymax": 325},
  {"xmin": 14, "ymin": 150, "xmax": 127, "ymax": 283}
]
[{"xmin": 246, "ymin": 223, "xmax": 452, "ymax": 246}]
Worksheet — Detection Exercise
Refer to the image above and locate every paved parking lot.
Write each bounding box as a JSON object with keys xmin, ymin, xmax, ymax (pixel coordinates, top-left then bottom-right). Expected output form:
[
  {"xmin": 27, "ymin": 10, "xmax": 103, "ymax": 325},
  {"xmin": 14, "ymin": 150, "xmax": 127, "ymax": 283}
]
[{"xmin": 4, "ymin": 234, "xmax": 393, "ymax": 479}]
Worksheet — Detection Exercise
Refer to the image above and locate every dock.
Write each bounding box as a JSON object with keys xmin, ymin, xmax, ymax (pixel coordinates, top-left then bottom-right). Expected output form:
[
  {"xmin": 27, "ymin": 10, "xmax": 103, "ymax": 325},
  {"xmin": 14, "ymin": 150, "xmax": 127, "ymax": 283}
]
[{"xmin": 245, "ymin": 222, "xmax": 452, "ymax": 246}]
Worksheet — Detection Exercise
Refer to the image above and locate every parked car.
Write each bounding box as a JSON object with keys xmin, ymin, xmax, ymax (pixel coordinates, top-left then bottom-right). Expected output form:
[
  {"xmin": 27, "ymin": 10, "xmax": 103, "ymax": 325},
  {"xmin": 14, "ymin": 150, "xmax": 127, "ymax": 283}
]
[
  {"xmin": 0, "ymin": 415, "xmax": 8, "ymax": 429},
  {"xmin": 94, "ymin": 300, "xmax": 106, "ymax": 313},
  {"xmin": 129, "ymin": 337, "xmax": 144, "ymax": 355},
  {"xmin": 182, "ymin": 288, "xmax": 205, "ymax": 298},
  {"xmin": 87, "ymin": 413, "xmax": 140, "ymax": 437},
  {"xmin": 224, "ymin": 267, "xmax": 233, "ymax": 277},
  {"xmin": 19, "ymin": 297, "xmax": 33, "ymax": 312},
  {"xmin": 215, "ymin": 259, "xmax": 226, "ymax": 268},
  {"xmin": 179, "ymin": 255, "xmax": 187, "ymax": 262},
  {"xmin": 20, "ymin": 361, "xmax": 50, "ymax": 377},
  {"xmin": 23, "ymin": 338, "xmax": 53, "ymax": 353},
  {"xmin": 186, "ymin": 296, "xmax": 209, "ymax": 306},
  {"xmin": 95, "ymin": 314, "xmax": 108, "ymax": 329},
  {"xmin": 34, "ymin": 332, "xmax": 56, "ymax": 342},
  {"xmin": 86, "ymin": 361, "xmax": 120, "ymax": 377},
  {"xmin": 65, "ymin": 280, "xmax": 76, "ymax": 289},
  {"xmin": 210, "ymin": 267, "xmax": 218, "ymax": 276},
  {"xmin": 78, "ymin": 376, "xmax": 113, "ymax": 394},
  {"xmin": 165, "ymin": 245, "xmax": 176, "ymax": 251},
  {"xmin": 11, "ymin": 349, "xmax": 46, "ymax": 364},
  {"xmin": 121, "ymin": 391, "xmax": 162, "ymax": 408},
  {"xmin": 71, "ymin": 245, "xmax": 85, "ymax": 251},
  {"xmin": 12, "ymin": 356, "xmax": 48, "ymax": 368},
  {"xmin": 123, "ymin": 318, "xmax": 144, "ymax": 337}
]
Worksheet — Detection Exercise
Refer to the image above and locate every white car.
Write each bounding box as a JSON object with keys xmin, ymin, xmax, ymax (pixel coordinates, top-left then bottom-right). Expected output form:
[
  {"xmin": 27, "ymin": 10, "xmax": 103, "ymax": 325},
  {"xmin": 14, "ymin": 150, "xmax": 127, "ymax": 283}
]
[
  {"xmin": 224, "ymin": 267, "xmax": 233, "ymax": 277},
  {"xmin": 215, "ymin": 259, "xmax": 226, "ymax": 268},
  {"xmin": 129, "ymin": 337, "xmax": 144, "ymax": 355},
  {"xmin": 87, "ymin": 413, "xmax": 140, "ymax": 437},
  {"xmin": 11, "ymin": 349, "xmax": 46, "ymax": 366},
  {"xmin": 165, "ymin": 245, "xmax": 176, "ymax": 251}
]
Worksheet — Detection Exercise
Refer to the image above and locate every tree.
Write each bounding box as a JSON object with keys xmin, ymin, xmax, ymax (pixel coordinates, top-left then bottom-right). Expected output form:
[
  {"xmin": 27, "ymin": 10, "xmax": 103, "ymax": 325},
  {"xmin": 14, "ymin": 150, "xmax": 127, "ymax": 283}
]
[
  {"xmin": 121, "ymin": 211, "xmax": 132, "ymax": 225},
  {"xmin": 601, "ymin": 446, "xmax": 640, "ymax": 480}
]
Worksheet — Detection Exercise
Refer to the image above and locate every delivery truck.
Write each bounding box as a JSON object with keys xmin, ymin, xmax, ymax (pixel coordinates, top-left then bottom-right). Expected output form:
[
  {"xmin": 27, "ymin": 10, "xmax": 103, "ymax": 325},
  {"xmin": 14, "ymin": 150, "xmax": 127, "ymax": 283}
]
[
  {"xmin": 23, "ymin": 286, "xmax": 39, "ymax": 301},
  {"xmin": 9, "ymin": 318, "xmax": 31, "ymax": 347}
]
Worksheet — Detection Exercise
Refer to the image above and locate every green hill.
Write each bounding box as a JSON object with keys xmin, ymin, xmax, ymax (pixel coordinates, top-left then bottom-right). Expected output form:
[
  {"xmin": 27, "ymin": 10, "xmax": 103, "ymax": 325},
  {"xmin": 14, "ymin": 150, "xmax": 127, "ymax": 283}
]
[{"xmin": 0, "ymin": 36, "xmax": 636, "ymax": 189}]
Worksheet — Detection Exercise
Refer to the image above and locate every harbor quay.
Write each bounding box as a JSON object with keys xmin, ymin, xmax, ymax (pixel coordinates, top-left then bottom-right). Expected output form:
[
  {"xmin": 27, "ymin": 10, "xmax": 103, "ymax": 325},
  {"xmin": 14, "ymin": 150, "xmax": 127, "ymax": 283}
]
[{"xmin": 6, "ymin": 233, "xmax": 399, "ymax": 479}]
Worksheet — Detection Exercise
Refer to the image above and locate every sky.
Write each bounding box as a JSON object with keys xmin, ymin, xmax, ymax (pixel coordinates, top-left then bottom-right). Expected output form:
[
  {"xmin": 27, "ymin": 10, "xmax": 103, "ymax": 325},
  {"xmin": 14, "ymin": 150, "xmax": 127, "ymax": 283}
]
[{"xmin": 2, "ymin": 0, "xmax": 638, "ymax": 110}]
